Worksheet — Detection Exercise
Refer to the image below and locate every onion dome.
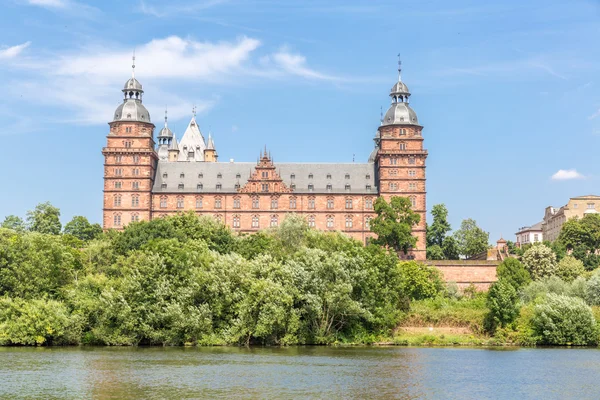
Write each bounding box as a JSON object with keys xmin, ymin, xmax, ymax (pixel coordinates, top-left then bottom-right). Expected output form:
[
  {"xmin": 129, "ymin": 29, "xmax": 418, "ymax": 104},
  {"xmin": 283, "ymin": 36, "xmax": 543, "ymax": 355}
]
[
  {"xmin": 113, "ymin": 54, "xmax": 151, "ymax": 123},
  {"xmin": 381, "ymin": 57, "xmax": 419, "ymax": 126}
]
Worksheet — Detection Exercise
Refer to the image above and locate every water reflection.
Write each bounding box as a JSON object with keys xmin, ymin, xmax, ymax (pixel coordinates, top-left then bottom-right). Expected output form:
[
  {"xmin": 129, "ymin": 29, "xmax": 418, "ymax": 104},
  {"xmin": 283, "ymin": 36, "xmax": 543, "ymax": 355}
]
[{"xmin": 0, "ymin": 346, "xmax": 599, "ymax": 399}]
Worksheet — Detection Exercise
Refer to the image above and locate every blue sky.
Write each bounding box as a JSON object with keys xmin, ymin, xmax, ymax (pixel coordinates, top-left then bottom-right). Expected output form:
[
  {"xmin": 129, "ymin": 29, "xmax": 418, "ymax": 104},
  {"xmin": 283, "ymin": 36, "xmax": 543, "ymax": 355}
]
[{"xmin": 1, "ymin": 0, "xmax": 599, "ymax": 242}]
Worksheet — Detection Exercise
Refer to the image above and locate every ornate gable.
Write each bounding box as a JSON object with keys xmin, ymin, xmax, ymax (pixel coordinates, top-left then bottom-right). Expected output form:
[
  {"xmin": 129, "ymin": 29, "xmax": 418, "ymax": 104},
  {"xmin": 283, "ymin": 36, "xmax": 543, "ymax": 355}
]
[{"xmin": 239, "ymin": 150, "xmax": 292, "ymax": 194}]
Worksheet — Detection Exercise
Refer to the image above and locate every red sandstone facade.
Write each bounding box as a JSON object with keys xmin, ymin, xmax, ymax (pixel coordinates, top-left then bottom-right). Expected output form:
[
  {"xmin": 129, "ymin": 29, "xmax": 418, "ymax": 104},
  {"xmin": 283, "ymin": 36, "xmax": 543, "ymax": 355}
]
[{"xmin": 102, "ymin": 63, "xmax": 428, "ymax": 259}]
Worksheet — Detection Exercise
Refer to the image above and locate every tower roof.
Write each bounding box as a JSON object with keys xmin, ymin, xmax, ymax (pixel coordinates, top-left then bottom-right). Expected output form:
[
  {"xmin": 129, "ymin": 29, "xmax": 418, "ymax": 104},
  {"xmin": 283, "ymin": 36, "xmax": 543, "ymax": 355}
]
[
  {"xmin": 206, "ymin": 133, "xmax": 215, "ymax": 150},
  {"xmin": 380, "ymin": 56, "xmax": 419, "ymax": 127},
  {"xmin": 158, "ymin": 109, "xmax": 173, "ymax": 138},
  {"xmin": 113, "ymin": 54, "xmax": 151, "ymax": 123},
  {"xmin": 168, "ymin": 133, "xmax": 179, "ymax": 151}
]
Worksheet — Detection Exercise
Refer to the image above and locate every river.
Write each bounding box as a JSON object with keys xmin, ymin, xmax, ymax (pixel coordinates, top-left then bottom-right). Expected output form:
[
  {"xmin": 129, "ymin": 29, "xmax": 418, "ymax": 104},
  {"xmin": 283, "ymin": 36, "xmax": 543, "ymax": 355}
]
[{"xmin": 0, "ymin": 346, "xmax": 599, "ymax": 399}]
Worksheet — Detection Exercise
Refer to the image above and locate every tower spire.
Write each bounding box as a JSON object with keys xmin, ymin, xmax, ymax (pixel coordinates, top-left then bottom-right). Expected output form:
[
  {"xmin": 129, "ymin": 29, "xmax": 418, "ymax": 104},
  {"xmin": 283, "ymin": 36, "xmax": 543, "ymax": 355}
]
[
  {"xmin": 380, "ymin": 106, "xmax": 383, "ymax": 125},
  {"xmin": 164, "ymin": 106, "xmax": 168, "ymax": 127},
  {"xmin": 192, "ymin": 105, "xmax": 197, "ymax": 118},
  {"xmin": 397, "ymin": 53, "xmax": 402, "ymax": 82},
  {"xmin": 132, "ymin": 50, "xmax": 136, "ymax": 79}
]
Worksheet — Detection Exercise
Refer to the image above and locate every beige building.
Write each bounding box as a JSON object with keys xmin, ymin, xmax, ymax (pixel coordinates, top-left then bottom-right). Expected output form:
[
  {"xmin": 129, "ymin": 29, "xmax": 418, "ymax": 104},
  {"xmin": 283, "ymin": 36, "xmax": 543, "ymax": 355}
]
[{"xmin": 542, "ymin": 195, "xmax": 600, "ymax": 242}]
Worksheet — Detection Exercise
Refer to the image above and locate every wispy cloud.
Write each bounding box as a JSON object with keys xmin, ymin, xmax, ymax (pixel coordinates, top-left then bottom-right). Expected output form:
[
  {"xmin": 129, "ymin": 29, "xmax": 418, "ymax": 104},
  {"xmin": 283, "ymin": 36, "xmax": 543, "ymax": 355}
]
[
  {"xmin": 551, "ymin": 169, "xmax": 585, "ymax": 181},
  {"xmin": 1, "ymin": 35, "xmax": 346, "ymax": 126},
  {"xmin": 23, "ymin": 0, "xmax": 100, "ymax": 17},
  {"xmin": 27, "ymin": 0, "xmax": 68, "ymax": 8},
  {"xmin": 588, "ymin": 108, "xmax": 600, "ymax": 120},
  {"xmin": 0, "ymin": 42, "xmax": 30, "ymax": 59},
  {"xmin": 137, "ymin": 0, "xmax": 229, "ymax": 17}
]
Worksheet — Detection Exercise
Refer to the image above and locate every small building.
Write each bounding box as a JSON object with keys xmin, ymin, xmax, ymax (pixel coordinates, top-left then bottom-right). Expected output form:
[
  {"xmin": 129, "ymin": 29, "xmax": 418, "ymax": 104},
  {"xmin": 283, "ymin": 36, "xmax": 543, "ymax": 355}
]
[
  {"xmin": 542, "ymin": 195, "xmax": 600, "ymax": 242},
  {"xmin": 515, "ymin": 222, "xmax": 543, "ymax": 247}
]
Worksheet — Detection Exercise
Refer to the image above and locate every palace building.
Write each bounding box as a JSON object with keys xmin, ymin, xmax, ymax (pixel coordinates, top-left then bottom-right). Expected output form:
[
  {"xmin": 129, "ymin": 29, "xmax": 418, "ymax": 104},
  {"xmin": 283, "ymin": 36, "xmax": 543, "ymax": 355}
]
[{"xmin": 102, "ymin": 59, "xmax": 428, "ymax": 259}]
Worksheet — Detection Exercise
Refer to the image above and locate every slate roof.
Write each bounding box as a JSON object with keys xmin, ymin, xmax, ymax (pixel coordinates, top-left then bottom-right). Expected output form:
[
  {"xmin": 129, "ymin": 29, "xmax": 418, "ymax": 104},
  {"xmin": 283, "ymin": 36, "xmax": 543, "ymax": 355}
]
[{"xmin": 152, "ymin": 161, "xmax": 378, "ymax": 195}]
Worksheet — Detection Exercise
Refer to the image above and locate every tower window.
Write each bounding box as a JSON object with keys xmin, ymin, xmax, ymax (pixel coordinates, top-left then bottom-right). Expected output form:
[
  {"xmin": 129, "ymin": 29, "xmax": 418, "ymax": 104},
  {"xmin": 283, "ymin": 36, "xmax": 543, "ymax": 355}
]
[
  {"xmin": 409, "ymin": 196, "xmax": 417, "ymax": 208},
  {"xmin": 113, "ymin": 194, "xmax": 121, "ymax": 207},
  {"xmin": 113, "ymin": 213, "xmax": 121, "ymax": 227},
  {"xmin": 133, "ymin": 155, "xmax": 140, "ymax": 163},
  {"xmin": 400, "ymin": 128, "xmax": 406, "ymax": 135},
  {"xmin": 115, "ymin": 155, "xmax": 122, "ymax": 163},
  {"xmin": 114, "ymin": 181, "xmax": 122, "ymax": 189},
  {"xmin": 114, "ymin": 168, "xmax": 123, "ymax": 176},
  {"xmin": 124, "ymin": 141, "xmax": 132, "ymax": 148},
  {"xmin": 390, "ymin": 158, "xmax": 398, "ymax": 165},
  {"xmin": 131, "ymin": 195, "xmax": 139, "ymax": 207},
  {"xmin": 133, "ymin": 168, "xmax": 140, "ymax": 176},
  {"xmin": 409, "ymin": 183, "xmax": 417, "ymax": 190},
  {"xmin": 262, "ymin": 183, "xmax": 269, "ymax": 192},
  {"xmin": 262, "ymin": 171, "xmax": 268, "ymax": 178},
  {"xmin": 125, "ymin": 127, "xmax": 132, "ymax": 133},
  {"xmin": 132, "ymin": 181, "xmax": 139, "ymax": 190},
  {"xmin": 408, "ymin": 170, "xmax": 416, "ymax": 177},
  {"xmin": 409, "ymin": 157, "xmax": 416, "ymax": 165},
  {"xmin": 399, "ymin": 143, "xmax": 406, "ymax": 150}
]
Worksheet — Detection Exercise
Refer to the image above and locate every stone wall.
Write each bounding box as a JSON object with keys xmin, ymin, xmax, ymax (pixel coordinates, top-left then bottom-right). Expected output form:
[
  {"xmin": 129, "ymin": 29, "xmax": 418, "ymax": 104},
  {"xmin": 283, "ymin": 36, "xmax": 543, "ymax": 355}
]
[{"xmin": 426, "ymin": 260, "xmax": 499, "ymax": 291}]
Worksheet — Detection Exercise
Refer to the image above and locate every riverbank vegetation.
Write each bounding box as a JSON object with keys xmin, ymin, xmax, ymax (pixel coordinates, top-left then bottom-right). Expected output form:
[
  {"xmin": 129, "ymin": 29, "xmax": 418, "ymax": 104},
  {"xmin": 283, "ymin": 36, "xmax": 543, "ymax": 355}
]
[{"xmin": 1, "ymin": 203, "xmax": 600, "ymax": 347}]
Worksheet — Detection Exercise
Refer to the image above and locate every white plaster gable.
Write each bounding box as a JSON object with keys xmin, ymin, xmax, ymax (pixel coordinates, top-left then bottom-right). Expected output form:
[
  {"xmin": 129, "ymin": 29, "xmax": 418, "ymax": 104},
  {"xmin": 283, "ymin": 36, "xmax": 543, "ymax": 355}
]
[{"xmin": 177, "ymin": 116, "xmax": 207, "ymax": 161}]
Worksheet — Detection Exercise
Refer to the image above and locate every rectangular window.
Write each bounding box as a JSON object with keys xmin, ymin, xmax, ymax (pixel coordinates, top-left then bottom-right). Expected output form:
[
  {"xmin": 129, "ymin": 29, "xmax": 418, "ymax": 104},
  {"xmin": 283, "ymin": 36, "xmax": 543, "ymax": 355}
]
[
  {"xmin": 196, "ymin": 198, "xmax": 203, "ymax": 209},
  {"xmin": 345, "ymin": 199, "xmax": 353, "ymax": 209},
  {"xmin": 115, "ymin": 155, "xmax": 122, "ymax": 163},
  {"xmin": 215, "ymin": 198, "xmax": 222, "ymax": 209},
  {"xmin": 262, "ymin": 183, "xmax": 269, "ymax": 192},
  {"xmin": 131, "ymin": 196, "xmax": 139, "ymax": 207},
  {"xmin": 327, "ymin": 199, "xmax": 334, "ymax": 209},
  {"xmin": 308, "ymin": 216, "xmax": 315, "ymax": 228},
  {"xmin": 133, "ymin": 155, "xmax": 140, "ymax": 163},
  {"xmin": 133, "ymin": 168, "xmax": 139, "ymax": 176},
  {"xmin": 114, "ymin": 181, "xmax": 122, "ymax": 189},
  {"xmin": 233, "ymin": 217, "xmax": 240, "ymax": 228},
  {"xmin": 308, "ymin": 198, "xmax": 315, "ymax": 209},
  {"xmin": 409, "ymin": 183, "xmax": 417, "ymax": 190},
  {"xmin": 233, "ymin": 198, "xmax": 241, "ymax": 209},
  {"xmin": 132, "ymin": 182, "xmax": 139, "ymax": 190},
  {"xmin": 131, "ymin": 214, "xmax": 139, "ymax": 222},
  {"xmin": 114, "ymin": 168, "xmax": 122, "ymax": 176},
  {"xmin": 271, "ymin": 198, "xmax": 278, "ymax": 209},
  {"xmin": 408, "ymin": 170, "xmax": 416, "ymax": 177},
  {"xmin": 365, "ymin": 198, "xmax": 373, "ymax": 209},
  {"xmin": 177, "ymin": 198, "xmax": 184, "ymax": 209},
  {"xmin": 252, "ymin": 216, "xmax": 259, "ymax": 228},
  {"xmin": 114, "ymin": 214, "xmax": 121, "ymax": 226},
  {"xmin": 160, "ymin": 197, "xmax": 167, "ymax": 208},
  {"xmin": 390, "ymin": 158, "xmax": 398, "ymax": 165},
  {"xmin": 252, "ymin": 198, "xmax": 259, "ymax": 209},
  {"xmin": 290, "ymin": 198, "xmax": 297, "ymax": 209}
]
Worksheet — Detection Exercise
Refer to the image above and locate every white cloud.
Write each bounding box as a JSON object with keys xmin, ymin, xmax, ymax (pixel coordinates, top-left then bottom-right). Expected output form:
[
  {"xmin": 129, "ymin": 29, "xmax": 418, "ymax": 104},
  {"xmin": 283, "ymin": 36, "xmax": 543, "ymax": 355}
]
[
  {"xmin": 588, "ymin": 108, "xmax": 600, "ymax": 120},
  {"xmin": 137, "ymin": 0, "xmax": 229, "ymax": 18},
  {"xmin": 551, "ymin": 169, "xmax": 585, "ymax": 180},
  {"xmin": 27, "ymin": 0, "xmax": 68, "ymax": 8},
  {"xmin": 0, "ymin": 42, "xmax": 31, "ymax": 59},
  {"xmin": 1, "ymin": 36, "xmax": 343, "ymax": 127}
]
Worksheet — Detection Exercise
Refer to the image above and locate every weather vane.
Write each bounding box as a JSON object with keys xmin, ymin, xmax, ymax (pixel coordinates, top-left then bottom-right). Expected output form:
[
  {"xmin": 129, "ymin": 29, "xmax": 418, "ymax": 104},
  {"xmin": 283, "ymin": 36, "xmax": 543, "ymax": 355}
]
[
  {"xmin": 397, "ymin": 53, "xmax": 402, "ymax": 81},
  {"xmin": 132, "ymin": 50, "xmax": 136, "ymax": 78}
]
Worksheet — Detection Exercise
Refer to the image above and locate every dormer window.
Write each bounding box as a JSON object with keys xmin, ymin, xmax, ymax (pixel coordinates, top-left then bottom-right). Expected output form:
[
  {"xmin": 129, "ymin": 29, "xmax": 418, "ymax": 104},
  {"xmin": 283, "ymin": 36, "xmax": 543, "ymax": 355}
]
[
  {"xmin": 345, "ymin": 174, "xmax": 350, "ymax": 179},
  {"xmin": 290, "ymin": 174, "xmax": 295, "ymax": 179},
  {"xmin": 217, "ymin": 173, "xmax": 222, "ymax": 179},
  {"xmin": 326, "ymin": 184, "xmax": 332, "ymax": 191},
  {"xmin": 216, "ymin": 183, "xmax": 222, "ymax": 190},
  {"xmin": 180, "ymin": 173, "xmax": 185, "ymax": 178},
  {"xmin": 366, "ymin": 174, "xmax": 370, "ymax": 179},
  {"xmin": 236, "ymin": 173, "xmax": 241, "ymax": 179},
  {"xmin": 366, "ymin": 184, "xmax": 372, "ymax": 191},
  {"xmin": 197, "ymin": 183, "xmax": 203, "ymax": 190},
  {"xmin": 308, "ymin": 184, "xmax": 314, "ymax": 191},
  {"xmin": 345, "ymin": 184, "xmax": 351, "ymax": 191},
  {"xmin": 234, "ymin": 183, "xmax": 240, "ymax": 189},
  {"xmin": 178, "ymin": 183, "xmax": 184, "ymax": 189},
  {"xmin": 198, "ymin": 173, "xmax": 203, "ymax": 178},
  {"xmin": 327, "ymin": 174, "xmax": 332, "ymax": 179},
  {"xmin": 161, "ymin": 183, "xmax": 167, "ymax": 189}
]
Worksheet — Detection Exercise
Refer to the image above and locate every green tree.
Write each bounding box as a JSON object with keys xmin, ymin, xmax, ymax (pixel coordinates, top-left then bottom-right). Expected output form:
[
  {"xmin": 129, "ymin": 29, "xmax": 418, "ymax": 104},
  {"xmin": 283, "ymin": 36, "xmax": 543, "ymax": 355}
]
[
  {"xmin": 26, "ymin": 202, "xmax": 61, "ymax": 235},
  {"xmin": 397, "ymin": 261, "xmax": 444, "ymax": 300},
  {"xmin": 496, "ymin": 258, "xmax": 530, "ymax": 290},
  {"xmin": 426, "ymin": 244, "xmax": 444, "ymax": 260},
  {"xmin": 1, "ymin": 215, "xmax": 25, "ymax": 232},
  {"xmin": 427, "ymin": 204, "xmax": 451, "ymax": 247},
  {"xmin": 370, "ymin": 196, "xmax": 420, "ymax": 255},
  {"xmin": 555, "ymin": 255, "xmax": 585, "ymax": 282},
  {"xmin": 453, "ymin": 218, "xmax": 489, "ymax": 258},
  {"xmin": 64, "ymin": 216, "xmax": 103, "ymax": 241},
  {"xmin": 485, "ymin": 280, "xmax": 520, "ymax": 332},
  {"xmin": 558, "ymin": 214, "xmax": 600, "ymax": 269},
  {"xmin": 522, "ymin": 244, "xmax": 557, "ymax": 279},
  {"xmin": 532, "ymin": 294, "xmax": 598, "ymax": 345},
  {"xmin": 442, "ymin": 236, "xmax": 460, "ymax": 260}
]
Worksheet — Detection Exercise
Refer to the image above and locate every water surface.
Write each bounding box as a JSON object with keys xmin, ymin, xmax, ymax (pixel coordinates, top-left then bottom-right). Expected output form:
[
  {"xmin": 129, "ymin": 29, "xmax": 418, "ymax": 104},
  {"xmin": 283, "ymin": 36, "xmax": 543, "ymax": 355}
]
[{"xmin": 1, "ymin": 346, "xmax": 599, "ymax": 399}]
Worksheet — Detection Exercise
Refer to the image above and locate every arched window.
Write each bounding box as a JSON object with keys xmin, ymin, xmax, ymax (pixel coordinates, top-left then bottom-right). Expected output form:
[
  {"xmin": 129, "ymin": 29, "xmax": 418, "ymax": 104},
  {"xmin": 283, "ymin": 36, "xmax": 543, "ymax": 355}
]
[
  {"xmin": 307, "ymin": 215, "xmax": 315, "ymax": 228},
  {"xmin": 252, "ymin": 196, "xmax": 259, "ymax": 209},
  {"xmin": 215, "ymin": 197, "xmax": 222, "ymax": 209},
  {"xmin": 113, "ymin": 194, "xmax": 121, "ymax": 207},
  {"xmin": 232, "ymin": 215, "xmax": 240, "ymax": 228},
  {"xmin": 113, "ymin": 213, "xmax": 121, "ymax": 227},
  {"xmin": 270, "ymin": 214, "xmax": 278, "ymax": 227},
  {"xmin": 326, "ymin": 215, "xmax": 334, "ymax": 229},
  {"xmin": 233, "ymin": 196, "xmax": 241, "ymax": 209},
  {"xmin": 252, "ymin": 215, "xmax": 260, "ymax": 228},
  {"xmin": 176, "ymin": 196, "xmax": 184, "ymax": 209},
  {"xmin": 196, "ymin": 196, "xmax": 203, "ymax": 209},
  {"xmin": 345, "ymin": 216, "xmax": 353, "ymax": 229},
  {"xmin": 327, "ymin": 197, "xmax": 334, "ymax": 209},
  {"xmin": 160, "ymin": 196, "xmax": 167, "ymax": 208}
]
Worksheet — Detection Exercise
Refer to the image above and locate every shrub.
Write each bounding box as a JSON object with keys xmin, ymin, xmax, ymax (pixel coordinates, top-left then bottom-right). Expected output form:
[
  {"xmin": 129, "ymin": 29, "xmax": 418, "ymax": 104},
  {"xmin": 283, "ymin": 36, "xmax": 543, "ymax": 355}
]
[
  {"xmin": 496, "ymin": 258, "xmax": 530, "ymax": 289},
  {"xmin": 555, "ymin": 256, "xmax": 585, "ymax": 282},
  {"xmin": 521, "ymin": 276, "xmax": 570, "ymax": 304},
  {"xmin": 585, "ymin": 272, "xmax": 600, "ymax": 306},
  {"xmin": 522, "ymin": 244, "xmax": 557, "ymax": 279},
  {"xmin": 485, "ymin": 280, "xmax": 519, "ymax": 333},
  {"xmin": 531, "ymin": 294, "xmax": 598, "ymax": 345},
  {"xmin": 397, "ymin": 261, "xmax": 444, "ymax": 300}
]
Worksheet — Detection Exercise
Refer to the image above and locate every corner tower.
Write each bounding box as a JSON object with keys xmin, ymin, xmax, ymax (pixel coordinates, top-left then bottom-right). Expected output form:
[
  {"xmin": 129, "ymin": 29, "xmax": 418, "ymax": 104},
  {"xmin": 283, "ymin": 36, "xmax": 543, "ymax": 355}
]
[
  {"xmin": 102, "ymin": 57, "xmax": 157, "ymax": 229},
  {"xmin": 375, "ymin": 59, "xmax": 427, "ymax": 260}
]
